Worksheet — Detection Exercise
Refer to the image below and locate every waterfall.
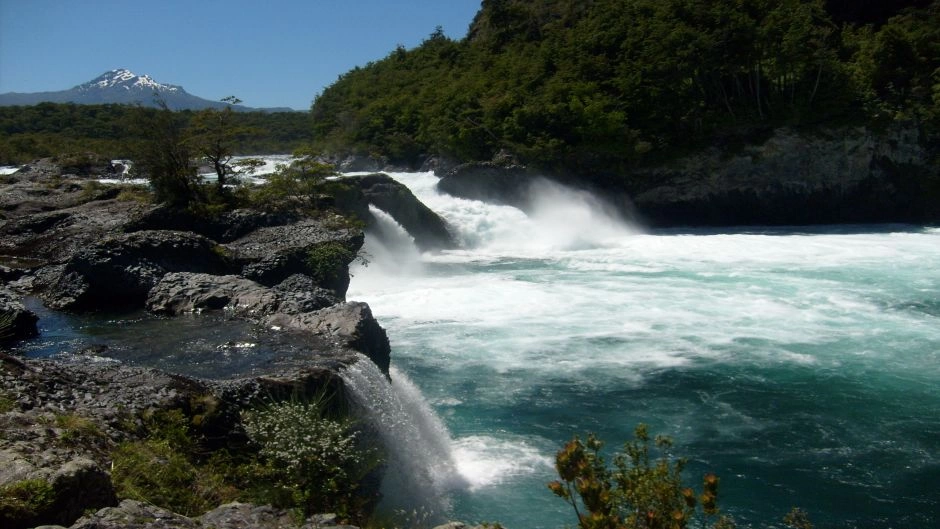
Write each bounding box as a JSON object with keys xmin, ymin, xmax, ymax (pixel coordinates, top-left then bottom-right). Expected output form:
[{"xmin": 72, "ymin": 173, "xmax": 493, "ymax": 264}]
[{"xmin": 340, "ymin": 353, "xmax": 467, "ymax": 518}]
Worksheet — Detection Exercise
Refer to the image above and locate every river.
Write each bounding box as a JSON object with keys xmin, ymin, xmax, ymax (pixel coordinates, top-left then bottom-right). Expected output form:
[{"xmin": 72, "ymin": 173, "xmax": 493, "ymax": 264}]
[{"xmin": 346, "ymin": 171, "xmax": 940, "ymax": 528}]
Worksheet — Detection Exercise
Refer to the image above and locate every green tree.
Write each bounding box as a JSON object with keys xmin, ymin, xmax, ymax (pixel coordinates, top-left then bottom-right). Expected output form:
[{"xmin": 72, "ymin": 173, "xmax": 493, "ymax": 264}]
[
  {"xmin": 127, "ymin": 98, "xmax": 200, "ymax": 207},
  {"xmin": 187, "ymin": 96, "xmax": 256, "ymax": 193}
]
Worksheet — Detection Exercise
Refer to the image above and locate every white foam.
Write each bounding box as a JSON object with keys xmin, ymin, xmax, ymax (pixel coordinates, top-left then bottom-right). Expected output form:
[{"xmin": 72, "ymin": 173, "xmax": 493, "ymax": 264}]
[{"xmin": 452, "ymin": 435, "xmax": 553, "ymax": 491}]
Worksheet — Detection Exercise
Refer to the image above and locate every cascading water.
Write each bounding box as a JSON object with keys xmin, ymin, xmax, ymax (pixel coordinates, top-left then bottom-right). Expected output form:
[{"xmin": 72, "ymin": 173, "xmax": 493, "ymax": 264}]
[
  {"xmin": 347, "ymin": 171, "xmax": 940, "ymax": 528},
  {"xmin": 340, "ymin": 353, "xmax": 467, "ymax": 519}
]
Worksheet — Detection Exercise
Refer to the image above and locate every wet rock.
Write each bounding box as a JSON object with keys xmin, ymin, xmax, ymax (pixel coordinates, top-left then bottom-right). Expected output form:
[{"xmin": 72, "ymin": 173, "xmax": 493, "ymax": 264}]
[
  {"xmin": 343, "ymin": 173, "xmax": 455, "ymax": 251},
  {"xmin": 437, "ymin": 161, "xmax": 534, "ymax": 208},
  {"xmin": 266, "ymin": 302, "xmax": 391, "ymax": 375},
  {"xmin": 0, "ymin": 287, "xmax": 38, "ymax": 343}
]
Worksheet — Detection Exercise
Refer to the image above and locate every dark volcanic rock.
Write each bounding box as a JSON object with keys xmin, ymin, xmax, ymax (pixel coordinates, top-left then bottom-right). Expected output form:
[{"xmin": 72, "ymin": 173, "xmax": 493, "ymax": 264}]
[
  {"xmin": 437, "ymin": 162, "xmax": 535, "ymax": 208},
  {"xmin": 266, "ymin": 302, "xmax": 391, "ymax": 375},
  {"xmin": 42, "ymin": 230, "xmax": 231, "ymax": 311},
  {"xmin": 0, "ymin": 287, "xmax": 38, "ymax": 342},
  {"xmin": 225, "ymin": 217, "xmax": 364, "ymax": 295},
  {"xmin": 126, "ymin": 205, "xmax": 298, "ymax": 243},
  {"xmin": 623, "ymin": 124, "xmax": 938, "ymax": 226},
  {"xmin": 146, "ymin": 272, "xmax": 338, "ymax": 317},
  {"xmin": 342, "ymin": 173, "xmax": 455, "ymax": 251},
  {"xmin": 70, "ymin": 499, "xmax": 362, "ymax": 529}
]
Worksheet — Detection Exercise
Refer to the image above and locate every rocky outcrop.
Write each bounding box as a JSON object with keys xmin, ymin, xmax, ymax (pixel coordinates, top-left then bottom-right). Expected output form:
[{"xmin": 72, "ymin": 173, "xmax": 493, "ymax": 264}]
[
  {"xmin": 224, "ymin": 217, "xmax": 363, "ymax": 295},
  {"xmin": 42, "ymin": 230, "xmax": 231, "ymax": 311},
  {"xmin": 341, "ymin": 173, "xmax": 455, "ymax": 251},
  {"xmin": 69, "ymin": 500, "xmax": 361, "ymax": 529},
  {"xmin": 266, "ymin": 302, "xmax": 391, "ymax": 375},
  {"xmin": 146, "ymin": 272, "xmax": 339, "ymax": 317},
  {"xmin": 623, "ymin": 124, "xmax": 938, "ymax": 226},
  {"xmin": 0, "ymin": 158, "xmax": 400, "ymax": 529},
  {"xmin": 437, "ymin": 161, "xmax": 535, "ymax": 209},
  {"xmin": 434, "ymin": 125, "xmax": 938, "ymax": 227},
  {"xmin": 0, "ymin": 288, "xmax": 38, "ymax": 343},
  {"xmin": 125, "ymin": 205, "xmax": 298, "ymax": 243}
]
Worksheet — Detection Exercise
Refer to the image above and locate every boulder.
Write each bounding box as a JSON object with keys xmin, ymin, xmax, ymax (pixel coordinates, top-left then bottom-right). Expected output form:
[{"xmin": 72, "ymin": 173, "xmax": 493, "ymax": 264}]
[
  {"xmin": 126, "ymin": 205, "xmax": 297, "ymax": 243},
  {"xmin": 225, "ymin": 218, "xmax": 364, "ymax": 295},
  {"xmin": 42, "ymin": 230, "xmax": 232, "ymax": 311},
  {"xmin": 437, "ymin": 161, "xmax": 535, "ymax": 208},
  {"xmin": 68, "ymin": 500, "xmax": 196, "ymax": 529},
  {"xmin": 342, "ymin": 173, "xmax": 455, "ymax": 251},
  {"xmin": 146, "ymin": 272, "xmax": 338, "ymax": 317},
  {"xmin": 0, "ymin": 454, "xmax": 116, "ymax": 529},
  {"xmin": 0, "ymin": 288, "xmax": 38, "ymax": 343},
  {"xmin": 70, "ymin": 500, "xmax": 362, "ymax": 529},
  {"xmin": 266, "ymin": 302, "xmax": 391, "ymax": 375}
]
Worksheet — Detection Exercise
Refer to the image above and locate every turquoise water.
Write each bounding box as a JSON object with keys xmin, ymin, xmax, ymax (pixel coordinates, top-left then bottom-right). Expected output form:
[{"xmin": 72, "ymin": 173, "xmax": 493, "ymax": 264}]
[{"xmin": 347, "ymin": 172, "xmax": 940, "ymax": 528}]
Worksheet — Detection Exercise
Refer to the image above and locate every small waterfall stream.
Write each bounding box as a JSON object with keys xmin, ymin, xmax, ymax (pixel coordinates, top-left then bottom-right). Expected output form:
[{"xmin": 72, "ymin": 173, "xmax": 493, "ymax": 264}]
[{"xmin": 340, "ymin": 353, "xmax": 468, "ymax": 518}]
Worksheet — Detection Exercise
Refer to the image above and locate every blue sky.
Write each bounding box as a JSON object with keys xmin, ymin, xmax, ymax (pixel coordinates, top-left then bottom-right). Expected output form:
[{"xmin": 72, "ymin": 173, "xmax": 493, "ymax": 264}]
[{"xmin": 0, "ymin": 0, "xmax": 482, "ymax": 110}]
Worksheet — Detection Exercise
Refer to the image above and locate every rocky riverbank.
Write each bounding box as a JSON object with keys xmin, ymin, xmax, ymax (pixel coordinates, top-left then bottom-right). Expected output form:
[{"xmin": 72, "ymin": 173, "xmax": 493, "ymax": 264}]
[
  {"xmin": 0, "ymin": 161, "xmax": 436, "ymax": 528},
  {"xmin": 430, "ymin": 124, "xmax": 940, "ymax": 227}
]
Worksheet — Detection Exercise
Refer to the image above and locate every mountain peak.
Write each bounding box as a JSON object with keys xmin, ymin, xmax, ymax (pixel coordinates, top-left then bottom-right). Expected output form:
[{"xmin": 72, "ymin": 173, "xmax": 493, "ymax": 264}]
[
  {"xmin": 1, "ymin": 69, "xmax": 297, "ymax": 112},
  {"xmin": 78, "ymin": 69, "xmax": 181, "ymax": 93}
]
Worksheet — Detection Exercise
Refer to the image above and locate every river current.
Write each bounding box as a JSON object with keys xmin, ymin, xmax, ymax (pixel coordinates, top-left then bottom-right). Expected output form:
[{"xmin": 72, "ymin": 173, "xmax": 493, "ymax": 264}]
[{"xmin": 346, "ymin": 172, "xmax": 940, "ymax": 528}]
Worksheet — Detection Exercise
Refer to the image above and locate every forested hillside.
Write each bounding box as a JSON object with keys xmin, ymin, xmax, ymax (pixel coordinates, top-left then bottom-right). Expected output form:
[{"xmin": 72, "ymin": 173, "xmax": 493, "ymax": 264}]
[
  {"xmin": 310, "ymin": 0, "xmax": 940, "ymax": 180},
  {"xmin": 0, "ymin": 103, "xmax": 312, "ymax": 164}
]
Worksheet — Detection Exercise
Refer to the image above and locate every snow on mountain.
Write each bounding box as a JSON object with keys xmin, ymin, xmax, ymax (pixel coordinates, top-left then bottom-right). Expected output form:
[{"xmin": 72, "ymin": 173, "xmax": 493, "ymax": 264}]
[
  {"xmin": 79, "ymin": 68, "xmax": 182, "ymax": 93},
  {"xmin": 0, "ymin": 69, "xmax": 296, "ymax": 112}
]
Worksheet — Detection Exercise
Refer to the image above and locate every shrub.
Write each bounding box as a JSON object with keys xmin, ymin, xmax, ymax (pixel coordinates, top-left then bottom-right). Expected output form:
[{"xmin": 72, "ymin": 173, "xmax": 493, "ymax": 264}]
[
  {"xmin": 305, "ymin": 241, "xmax": 356, "ymax": 286},
  {"xmin": 549, "ymin": 424, "xmax": 734, "ymax": 529},
  {"xmin": 241, "ymin": 395, "xmax": 379, "ymax": 521}
]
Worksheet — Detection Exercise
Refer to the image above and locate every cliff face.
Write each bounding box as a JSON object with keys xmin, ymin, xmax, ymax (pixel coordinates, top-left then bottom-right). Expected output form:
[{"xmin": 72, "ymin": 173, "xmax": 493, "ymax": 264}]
[
  {"xmin": 623, "ymin": 124, "xmax": 938, "ymax": 227},
  {"xmin": 435, "ymin": 124, "xmax": 939, "ymax": 227}
]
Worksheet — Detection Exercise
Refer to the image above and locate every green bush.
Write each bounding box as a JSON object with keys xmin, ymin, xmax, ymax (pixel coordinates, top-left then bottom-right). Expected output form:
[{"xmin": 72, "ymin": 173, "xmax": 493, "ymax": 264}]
[
  {"xmin": 241, "ymin": 396, "xmax": 379, "ymax": 521},
  {"xmin": 549, "ymin": 424, "xmax": 734, "ymax": 529},
  {"xmin": 305, "ymin": 241, "xmax": 355, "ymax": 286}
]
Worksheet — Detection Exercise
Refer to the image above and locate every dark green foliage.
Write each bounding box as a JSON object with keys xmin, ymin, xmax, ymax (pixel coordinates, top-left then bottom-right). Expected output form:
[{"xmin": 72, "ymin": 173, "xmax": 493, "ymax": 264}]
[
  {"xmin": 110, "ymin": 398, "xmax": 378, "ymax": 525},
  {"xmin": 249, "ymin": 150, "xmax": 336, "ymax": 212},
  {"xmin": 306, "ymin": 241, "xmax": 356, "ymax": 285},
  {"xmin": 0, "ymin": 102, "xmax": 312, "ymax": 165},
  {"xmin": 240, "ymin": 397, "xmax": 379, "ymax": 522},
  {"xmin": 310, "ymin": 0, "xmax": 940, "ymax": 182},
  {"xmin": 127, "ymin": 101, "xmax": 202, "ymax": 207}
]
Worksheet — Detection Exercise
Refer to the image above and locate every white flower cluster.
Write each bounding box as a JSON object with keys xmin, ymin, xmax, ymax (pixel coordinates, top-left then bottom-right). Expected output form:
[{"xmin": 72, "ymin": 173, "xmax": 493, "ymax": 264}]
[{"xmin": 242, "ymin": 401, "xmax": 364, "ymax": 479}]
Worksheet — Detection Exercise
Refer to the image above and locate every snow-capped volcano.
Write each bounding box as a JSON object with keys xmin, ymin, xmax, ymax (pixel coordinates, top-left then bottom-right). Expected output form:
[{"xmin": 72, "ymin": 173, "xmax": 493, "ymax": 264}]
[
  {"xmin": 79, "ymin": 68, "xmax": 182, "ymax": 94},
  {"xmin": 0, "ymin": 69, "xmax": 294, "ymax": 112}
]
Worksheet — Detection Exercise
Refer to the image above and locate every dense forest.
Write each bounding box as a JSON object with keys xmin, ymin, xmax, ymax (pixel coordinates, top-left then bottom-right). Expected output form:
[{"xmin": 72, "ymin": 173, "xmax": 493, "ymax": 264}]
[
  {"xmin": 0, "ymin": 103, "xmax": 312, "ymax": 165},
  {"xmin": 310, "ymin": 0, "xmax": 940, "ymax": 179},
  {"xmin": 2, "ymin": 0, "xmax": 937, "ymax": 182}
]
